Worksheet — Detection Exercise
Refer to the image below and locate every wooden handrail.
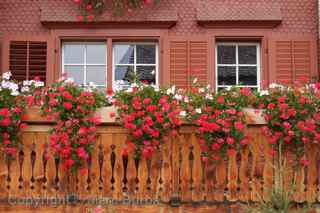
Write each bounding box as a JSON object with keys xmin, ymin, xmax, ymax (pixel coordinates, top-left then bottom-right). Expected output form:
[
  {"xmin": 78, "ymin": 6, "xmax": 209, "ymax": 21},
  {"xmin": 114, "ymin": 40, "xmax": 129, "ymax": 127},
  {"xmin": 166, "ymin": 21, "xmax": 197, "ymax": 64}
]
[{"xmin": 22, "ymin": 106, "xmax": 267, "ymax": 125}]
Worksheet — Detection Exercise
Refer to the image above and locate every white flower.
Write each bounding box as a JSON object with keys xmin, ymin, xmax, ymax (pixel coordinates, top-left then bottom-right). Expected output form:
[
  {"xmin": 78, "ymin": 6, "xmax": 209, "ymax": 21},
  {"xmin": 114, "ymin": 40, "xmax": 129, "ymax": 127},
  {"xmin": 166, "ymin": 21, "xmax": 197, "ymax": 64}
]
[
  {"xmin": 65, "ymin": 78, "xmax": 74, "ymax": 84},
  {"xmin": 151, "ymin": 84, "xmax": 160, "ymax": 92},
  {"xmin": 193, "ymin": 78, "xmax": 198, "ymax": 84},
  {"xmin": 174, "ymin": 94, "xmax": 183, "ymax": 101},
  {"xmin": 184, "ymin": 96, "xmax": 189, "ymax": 103},
  {"xmin": 199, "ymin": 88, "xmax": 205, "ymax": 93},
  {"xmin": 11, "ymin": 90, "xmax": 19, "ymax": 96},
  {"xmin": 260, "ymin": 90, "xmax": 269, "ymax": 96},
  {"xmin": 2, "ymin": 72, "xmax": 12, "ymax": 80},
  {"xmin": 21, "ymin": 86, "xmax": 30, "ymax": 93},
  {"xmin": 35, "ymin": 81, "xmax": 44, "ymax": 88},
  {"xmin": 88, "ymin": 82, "xmax": 97, "ymax": 88},
  {"xmin": 226, "ymin": 86, "xmax": 231, "ymax": 91},
  {"xmin": 205, "ymin": 94, "xmax": 213, "ymax": 100},
  {"xmin": 195, "ymin": 108, "xmax": 202, "ymax": 114},
  {"xmin": 23, "ymin": 80, "xmax": 32, "ymax": 86},
  {"xmin": 166, "ymin": 85, "xmax": 176, "ymax": 95},
  {"xmin": 269, "ymin": 83, "xmax": 284, "ymax": 89},
  {"xmin": 179, "ymin": 111, "xmax": 186, "ymax": 117},
  {"xmin": 131, "ymin": 83, "xmax": 138, "ymax": 88},
  {"xmin": 206, "ymin": 84, "xmax": 211, "ymax": 90},
  {"xmin": 126, "ymin": 87, "xmax": 133, "ymax": 93},
  {"xmin": 151, "ymin": 70, "xmax": 155, "ymax": 75}
]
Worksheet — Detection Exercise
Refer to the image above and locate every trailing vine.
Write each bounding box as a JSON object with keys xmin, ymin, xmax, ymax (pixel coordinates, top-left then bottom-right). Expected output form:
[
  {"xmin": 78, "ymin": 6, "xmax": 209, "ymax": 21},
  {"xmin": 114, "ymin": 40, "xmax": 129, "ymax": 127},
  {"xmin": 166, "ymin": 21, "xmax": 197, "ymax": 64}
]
[
  {"xmin": 73, "ymin": 0, "xmax": 161, "ymax": 21},
  {"xmin": 41, "ymin": 78, "xmax": 107, "ymax": 173},
  {"xmin": 0, "ymin": 72, "xmax": 43, "ymax": 160}
]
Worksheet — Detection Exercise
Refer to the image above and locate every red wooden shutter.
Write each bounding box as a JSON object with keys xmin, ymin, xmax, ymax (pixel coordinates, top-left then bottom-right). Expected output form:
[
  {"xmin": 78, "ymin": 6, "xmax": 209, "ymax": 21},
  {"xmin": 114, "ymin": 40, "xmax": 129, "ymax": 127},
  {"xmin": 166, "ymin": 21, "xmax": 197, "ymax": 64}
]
[
  {"xmin": 9, "ymin": 40, "xmax": 47, "ymax": 82},
  {"xmin": 169, "ymin": 40, "xmax": 208, "ymax": 89},
  {"xmin": 170, "ymin": 41, "xmax": 188, "ymax": 88},
  {"xmin": 273, "ymin": 39, "xmax": 313, "ymax": 84},
  {"xmin": 293, "ymin": 41, "xmax": 311, "ymax": 81},
  {"xmin": 189, "ymin": 41, "xmax": 208, "ymax": 85},
  {"xmin": 1, "ymin": 35, "xmax": 54, "ymax": 84}
]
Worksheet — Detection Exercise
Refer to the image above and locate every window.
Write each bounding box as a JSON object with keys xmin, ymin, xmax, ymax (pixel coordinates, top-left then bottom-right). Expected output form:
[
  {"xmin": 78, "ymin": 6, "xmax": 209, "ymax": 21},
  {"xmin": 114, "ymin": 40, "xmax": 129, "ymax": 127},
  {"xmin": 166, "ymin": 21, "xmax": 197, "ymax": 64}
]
[
  {"xmin": 216, "ymin": 43, "xmax": 260, "ymax": 90},
  {"xmin": 62, "ymin": 42, "xmax": 107, "ymax": 87},
  {"xmin": 113, "ymin": 43, "xmax": 158, "ymax": 88}
]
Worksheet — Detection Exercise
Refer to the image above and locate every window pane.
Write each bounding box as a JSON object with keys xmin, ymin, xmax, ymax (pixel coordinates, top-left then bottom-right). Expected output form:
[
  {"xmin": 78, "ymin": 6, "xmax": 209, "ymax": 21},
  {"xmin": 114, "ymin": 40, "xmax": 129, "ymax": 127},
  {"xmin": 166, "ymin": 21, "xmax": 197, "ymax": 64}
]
[
  {"xmin": 136, "ymin": 66, "xmax": 156, "ymax": 84},
  {"xmin": 238, "ymin": 46, "xmax": 257, "ymax": 64},
  {"xmin": 217, "ymin": 66, "xmax": 236, "ymax": 85},
  {"xmin": 136, "ymin": 45, "xmax": 156, "ymax": 64},
  {"xmin": 86, "ymin": 44, "xmax": 106, "ymax": 64},
  {"xmin": 64, "ymin": 65, "xmax": 84, "ymax": 84},
  {"xmin": 239, "ymin": 66, "xmax": 257, "ymax": 86},
  {"xmin": 114, "ymin": 65, "xmax": 134, "ymax": 83},
  {"xmin": 86, "ymin": 66, "xmax": 106, "ymax": 86},
  {"xmin": 217, "ymin": 45, "xmax": 236, "ymax": 64},
  {"xmin": 64, "ymin": 44, "xmax": 85, "ymax": 64},
  {"xmin": 114, "ymin": 45, "xmax": 134, "ymax": 64}
]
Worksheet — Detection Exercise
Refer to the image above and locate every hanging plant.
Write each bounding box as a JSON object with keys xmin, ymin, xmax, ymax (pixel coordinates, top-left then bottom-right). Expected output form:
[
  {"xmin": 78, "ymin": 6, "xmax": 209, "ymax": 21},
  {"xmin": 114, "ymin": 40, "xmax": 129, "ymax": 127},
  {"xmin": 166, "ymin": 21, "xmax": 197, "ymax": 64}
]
[
  {"xmin": 41, "ymin": 78, "xmax": 107, "ymax": 173},
  {"xmin": 73, "ymin": 0, "xmax": 161, "ymax": 21},
  {"xmin": 178, "ymin": 79, "xmax": 252, "ymax": 163},
  {"xmin": 112, "ymin": 82, "xmax": 181, "ymax": 160},
  {"xmin": 0, "ymin": 72, "xmax": 44, "ymax": 160},
  {"xmin": 258, "ymin": 81, "xmax": 320, "ymax": 167}
]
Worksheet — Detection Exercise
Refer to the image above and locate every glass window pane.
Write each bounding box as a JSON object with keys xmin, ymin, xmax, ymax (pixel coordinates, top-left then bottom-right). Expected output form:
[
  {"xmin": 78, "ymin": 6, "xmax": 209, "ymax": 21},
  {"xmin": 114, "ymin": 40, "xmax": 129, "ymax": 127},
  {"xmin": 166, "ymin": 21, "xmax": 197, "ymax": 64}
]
[
  {"xmin": 136, "ymin": 66, "xmax": 156, "ymax": 84},
  {"xmin": 64, "ymin": 44, "xmax": 85, "ymax": 64},
  {"xmin": 86, "ymin": 66, "xmax": 106, "ymax": 86},
  {"xmin": 114, "ymin": 45, "xmax": 134, "ymax": 64},
  {"xmin": 217, "ymin": 66, "xmax": 236, "ymax": 85},
  {"xmin": 114, "ymin": 65, "xmax": 134, "ymax": 83},
  {"xmin": 217, "ymin": 45, "xmax": 236, "ymax": 64},
  {"xmin": 238, "ymin": 46, "xmax": 257, "ymax": 64},
  {"xmin": 136, "ymin": 45, "xmax": 156, "ymax": 64},
  {"xmin": 239, "ymin": 66, "xmax": 257, "ymax": 86},
  {"xmin": 86, "ymin": 44, "xmax": 106, "ymax": 64},
  {"xmin": 64, "ymin": 65, "xmax": 84, "ymax": 84}
]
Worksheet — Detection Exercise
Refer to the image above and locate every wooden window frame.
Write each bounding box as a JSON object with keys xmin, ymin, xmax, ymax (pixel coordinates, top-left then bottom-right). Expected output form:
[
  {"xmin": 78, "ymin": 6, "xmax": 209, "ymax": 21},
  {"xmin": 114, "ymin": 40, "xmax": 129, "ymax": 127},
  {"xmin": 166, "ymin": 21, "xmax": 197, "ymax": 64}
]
[
  {"xmin": 112, "ymin": 42, "xmax": 159, "ymax": 88},
  {"xmin": 215, "ymin": 42, "xmax": 261, "ymax": 91}
]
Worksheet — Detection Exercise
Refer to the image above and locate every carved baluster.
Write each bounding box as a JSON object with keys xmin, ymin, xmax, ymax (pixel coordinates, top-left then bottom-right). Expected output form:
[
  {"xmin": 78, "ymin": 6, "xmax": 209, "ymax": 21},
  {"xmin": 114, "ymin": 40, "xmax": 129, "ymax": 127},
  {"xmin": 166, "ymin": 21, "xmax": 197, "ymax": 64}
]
[
  {"xmin": 236, "ymin": 151, "xmax": 242, "ymax": 192},
  {"xmin": 201, "ymin": 158, "xmax": 206, "ymax": 193},
  {"xmin": 134, "ymin": 157, "xmax": 140, "ymax": 191},
  {"xmin": 98, "ymin": 143, "xmax": 104, "ymax": 191},
  {"xmin": 178, "ymin": 145, "xmax": 182, "ymax": 192},
  {"xmin": 87, "ymin": 154, "xmax": 92, "ymax": 191},
  {"xmin": 42, "ymin": 143, "xmax": 48, "ymax": 190},
  {"xmin": 247, "ymin": 151, "xmax": 253, "ymax": 192},
  {"xmin": 224, "ymin": 157, "xmax": 229, "ymax": 199},
  {"xmin": 122, "ymin": 154, "xmax": 128, "ymax": 192},
  {"xmin": 30, "ymin": 142, "xmax": 36, "ymax": 190},
  {"xmin": 110, "ymin": 144, "xmax": 116, "ymax": 191},
  {"xmin": 189, "ymin": 145, "xmax": 194, "ymax": 191},
  {"xmin": 6, "ymin": 156, "xmax": 11, "ymax": 189},
  {"xmin": 146, "ymin": 158, "xmax": 152, "ymax": 191},
  {"xmin": 158, "ymin": 146, "xmax": 163, "ymax": 193},
  {"xmin": 54, "ymin": 157, "xmax": 60, "ymax": 190},
  {"xmin": 18, "ymin": 148, "xmax": 24, "ymax": 189}
]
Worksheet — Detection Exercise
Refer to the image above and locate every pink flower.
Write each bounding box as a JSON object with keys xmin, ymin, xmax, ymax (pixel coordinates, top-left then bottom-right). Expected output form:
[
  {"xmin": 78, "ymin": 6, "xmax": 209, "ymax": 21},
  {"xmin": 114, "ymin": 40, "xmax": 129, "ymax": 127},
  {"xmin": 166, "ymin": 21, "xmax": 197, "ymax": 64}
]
[
  {"xmin": 63, "ymin": 102, "xmax": 73, "ymax": 110},
  {"xmin": 227, "ymin": 137, "xmax": 235, "ymax": 145},
  {"xmin": 143, "ymin": 98, "xmax": 151, "ymax": 105},
  {"xmin": 234, "ymin": 121, "xmax": 244, "ymax": 130},
  {"xmin": 77, "ymin": 147, "xmax": 88, "ymax": 159}
]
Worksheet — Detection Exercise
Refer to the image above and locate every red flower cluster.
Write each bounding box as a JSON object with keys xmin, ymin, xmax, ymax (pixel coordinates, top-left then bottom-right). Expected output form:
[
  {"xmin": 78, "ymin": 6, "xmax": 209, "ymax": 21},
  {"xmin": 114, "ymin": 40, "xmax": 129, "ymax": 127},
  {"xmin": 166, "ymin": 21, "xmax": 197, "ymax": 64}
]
[
  {"xmin": 180, "ymin": 85, "xmax": 250, "ymax": 163},
  {"xmin": 113, "ymin": 84, "xmax": 181, "ymax": 159},
  {"xmin": 73, "ymin": 0, "xmax": 160, "ymax": 20},
  {"xmin": 259, "ymin": 84, "xmax": 320, "ymax": 165},
  {"xmin": 41, "ymin": 79, "xmax": 106, "ymax": 172}
]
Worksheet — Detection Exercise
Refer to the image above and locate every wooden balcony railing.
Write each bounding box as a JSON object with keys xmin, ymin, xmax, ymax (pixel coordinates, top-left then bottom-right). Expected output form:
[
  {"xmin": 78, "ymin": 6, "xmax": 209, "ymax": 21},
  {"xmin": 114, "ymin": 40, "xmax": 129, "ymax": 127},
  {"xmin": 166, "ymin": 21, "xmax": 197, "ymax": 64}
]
[{"xmin": 0, "ymin": 107, "xmax": 319, "ymax": 206}]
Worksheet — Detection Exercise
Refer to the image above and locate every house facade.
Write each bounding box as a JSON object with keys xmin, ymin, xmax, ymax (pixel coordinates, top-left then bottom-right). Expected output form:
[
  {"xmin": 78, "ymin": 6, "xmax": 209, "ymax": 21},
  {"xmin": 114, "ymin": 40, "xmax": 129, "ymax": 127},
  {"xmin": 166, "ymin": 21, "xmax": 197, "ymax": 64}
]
[{"xmin": 0, "ymin": 0, "xmax": 318, "ymax": 90}]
